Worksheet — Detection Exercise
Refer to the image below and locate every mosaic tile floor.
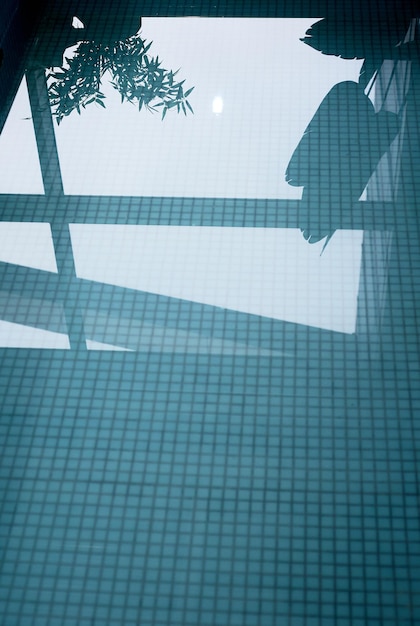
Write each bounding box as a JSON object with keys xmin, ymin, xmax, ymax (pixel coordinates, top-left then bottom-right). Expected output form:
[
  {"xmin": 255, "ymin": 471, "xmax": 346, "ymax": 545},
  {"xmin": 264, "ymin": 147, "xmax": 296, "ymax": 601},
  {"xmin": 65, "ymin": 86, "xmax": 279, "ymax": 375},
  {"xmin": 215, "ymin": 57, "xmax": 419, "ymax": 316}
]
[{"xmin": 0, "ymin": 2, "xmax": 419, "ymax": 624}]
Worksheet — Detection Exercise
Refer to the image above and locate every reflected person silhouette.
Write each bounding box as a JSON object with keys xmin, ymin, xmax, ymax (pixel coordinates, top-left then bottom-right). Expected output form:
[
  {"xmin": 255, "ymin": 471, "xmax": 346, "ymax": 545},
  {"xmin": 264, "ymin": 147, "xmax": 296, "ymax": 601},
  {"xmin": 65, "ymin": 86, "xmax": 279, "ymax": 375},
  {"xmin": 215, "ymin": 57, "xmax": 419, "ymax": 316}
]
[
  {"xmin": 285, "ymin": 15, "xmax": 415, "ymax": 250},
  {"xmin": 286, "ymin": 79, "xmax": 400, "ymax": 247}
]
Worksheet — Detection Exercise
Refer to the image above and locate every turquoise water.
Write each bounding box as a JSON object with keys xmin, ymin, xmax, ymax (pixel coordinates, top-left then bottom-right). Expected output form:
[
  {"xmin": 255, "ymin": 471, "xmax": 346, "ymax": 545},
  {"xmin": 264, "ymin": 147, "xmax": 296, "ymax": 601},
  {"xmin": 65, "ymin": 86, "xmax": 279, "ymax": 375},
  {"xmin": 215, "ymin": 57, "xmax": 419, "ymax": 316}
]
[{"xmin": 0, "ymin": 3, "xmax": 419, "ymax": 625}]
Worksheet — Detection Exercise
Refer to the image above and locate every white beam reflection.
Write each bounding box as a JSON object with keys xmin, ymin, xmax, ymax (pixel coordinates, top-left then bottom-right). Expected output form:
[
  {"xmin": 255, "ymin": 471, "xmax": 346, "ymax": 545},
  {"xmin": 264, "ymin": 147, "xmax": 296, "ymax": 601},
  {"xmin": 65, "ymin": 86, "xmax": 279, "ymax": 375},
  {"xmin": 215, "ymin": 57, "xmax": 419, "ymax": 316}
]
[
  {"xmin": 83, "ymin": 311, "xmax": 288, "ymax": 355},
  {"xmin": 49, "ymin": 18, "xmax": 363, "ymax": 199},
  {"xmin": 0, "ymin": 320, "xmax": 70, "ymax": 349},
  {"xmin": 70, "ymin": 225, "xmax": 364, "ymax": 334},
  {"xmin": 85, "ymin": 339, "xmax": 134, "ymax": 351}
]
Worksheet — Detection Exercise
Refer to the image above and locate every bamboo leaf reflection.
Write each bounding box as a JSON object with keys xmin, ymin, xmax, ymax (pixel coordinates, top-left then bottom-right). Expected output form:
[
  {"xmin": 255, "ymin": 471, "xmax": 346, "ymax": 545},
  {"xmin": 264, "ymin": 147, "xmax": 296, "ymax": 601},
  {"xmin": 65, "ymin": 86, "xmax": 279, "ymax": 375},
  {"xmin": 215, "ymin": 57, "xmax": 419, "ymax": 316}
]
[{"xmin": 47, "ymin": 35, "xmax": 194, "ymax": 124}]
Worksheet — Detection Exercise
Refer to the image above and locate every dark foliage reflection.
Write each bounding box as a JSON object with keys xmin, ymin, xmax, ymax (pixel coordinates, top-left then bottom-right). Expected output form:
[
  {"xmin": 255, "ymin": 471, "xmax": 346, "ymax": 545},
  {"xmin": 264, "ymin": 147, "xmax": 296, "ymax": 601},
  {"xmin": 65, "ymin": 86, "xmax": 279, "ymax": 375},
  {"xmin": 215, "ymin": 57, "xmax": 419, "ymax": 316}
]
[{"xmin": 47, "ymin": 34, "xmax": 194, "ymax": 124}]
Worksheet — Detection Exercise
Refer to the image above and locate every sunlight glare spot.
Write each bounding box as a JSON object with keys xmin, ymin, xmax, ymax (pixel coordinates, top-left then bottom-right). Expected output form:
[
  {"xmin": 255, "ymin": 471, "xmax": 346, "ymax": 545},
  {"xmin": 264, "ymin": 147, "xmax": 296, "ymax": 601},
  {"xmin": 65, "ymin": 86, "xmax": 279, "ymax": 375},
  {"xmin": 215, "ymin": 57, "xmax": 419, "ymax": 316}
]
[{"xmin": 212, "ymin": 96, "xmax": 223, "ymax": 114}]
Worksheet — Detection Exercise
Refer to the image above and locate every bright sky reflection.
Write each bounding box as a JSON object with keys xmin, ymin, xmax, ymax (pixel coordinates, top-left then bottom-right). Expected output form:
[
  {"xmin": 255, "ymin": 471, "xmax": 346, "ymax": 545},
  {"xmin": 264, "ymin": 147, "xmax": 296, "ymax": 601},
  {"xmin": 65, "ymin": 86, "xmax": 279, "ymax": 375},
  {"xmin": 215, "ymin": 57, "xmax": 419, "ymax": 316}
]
[
  {"xmin": 50, "ymin": 18, "xmax": 363, "ymax": 198},
  {"xmin": 69, "ymin": 225, "xmax": 364, "ymax": 334},
  {"xmin": 0, "ymin": 222, "xmax": 58, "ymax": 272},
  {"xmin": 0, "ymin": 77, "xmax": 45, "ymax": 194},
  {"xmin": 0, "ymin": 19, "xmax": 365, "ymax": 198}
]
